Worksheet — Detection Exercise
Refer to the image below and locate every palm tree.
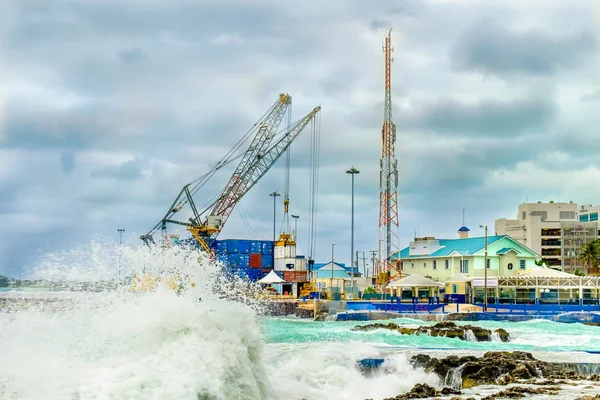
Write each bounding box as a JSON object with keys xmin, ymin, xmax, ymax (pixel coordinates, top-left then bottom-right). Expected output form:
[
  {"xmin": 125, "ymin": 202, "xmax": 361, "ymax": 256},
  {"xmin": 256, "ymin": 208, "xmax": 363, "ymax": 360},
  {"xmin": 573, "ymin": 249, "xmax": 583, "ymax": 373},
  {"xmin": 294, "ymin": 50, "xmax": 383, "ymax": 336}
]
[{"xmin": 578, "ymin": 240, "xmax": 600, "ymax": 275}]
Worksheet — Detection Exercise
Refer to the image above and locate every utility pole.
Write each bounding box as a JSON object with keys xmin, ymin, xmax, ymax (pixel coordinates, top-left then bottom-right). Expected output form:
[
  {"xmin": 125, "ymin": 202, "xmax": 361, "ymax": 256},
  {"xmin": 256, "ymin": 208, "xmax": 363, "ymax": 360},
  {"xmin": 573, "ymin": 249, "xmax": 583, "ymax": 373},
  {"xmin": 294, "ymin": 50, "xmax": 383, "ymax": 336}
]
[
  {"xmin": 362, "ymin": 251, "xmax": 367, "ymax": 277},
  {"xmin": 117, "ymin": 228, "xmax": 125, "ymax": 282},
  {"xmin": 370, "ymin": 250, "xmax": 377, "ymax": 279},
  {"xmin": 270, "ymin": 191, "xmax": 280, "ymax": 241},
  {"xmin": 480, "ymin": 225, "xmax": 488, "ymax": 312}
]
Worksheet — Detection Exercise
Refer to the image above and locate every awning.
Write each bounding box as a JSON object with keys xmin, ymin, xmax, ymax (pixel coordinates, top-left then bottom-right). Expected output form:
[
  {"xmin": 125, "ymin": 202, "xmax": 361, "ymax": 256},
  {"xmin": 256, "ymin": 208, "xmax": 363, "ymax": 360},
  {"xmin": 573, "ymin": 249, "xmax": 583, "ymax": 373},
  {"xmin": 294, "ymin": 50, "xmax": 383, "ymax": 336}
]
[{"xmin": 257, "ymin": 270, "xmax": 286, "ymax": 284}]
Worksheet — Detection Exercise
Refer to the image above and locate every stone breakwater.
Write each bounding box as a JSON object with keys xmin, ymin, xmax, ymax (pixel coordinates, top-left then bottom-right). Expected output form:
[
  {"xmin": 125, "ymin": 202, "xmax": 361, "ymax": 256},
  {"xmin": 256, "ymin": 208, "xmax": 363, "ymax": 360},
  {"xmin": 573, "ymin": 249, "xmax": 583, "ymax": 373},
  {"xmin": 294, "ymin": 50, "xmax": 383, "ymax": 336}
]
[{"xmin": 351, "ymin": 321, "xmax": 510, "ymax": 342}]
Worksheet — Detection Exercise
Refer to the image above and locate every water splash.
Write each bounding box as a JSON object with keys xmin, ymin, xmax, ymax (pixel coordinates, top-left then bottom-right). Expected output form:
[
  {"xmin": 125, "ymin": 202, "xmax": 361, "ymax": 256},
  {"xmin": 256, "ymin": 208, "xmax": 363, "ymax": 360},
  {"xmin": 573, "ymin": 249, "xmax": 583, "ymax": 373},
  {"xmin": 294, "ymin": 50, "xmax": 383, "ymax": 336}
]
[
  {"xmin": 491, "ymin": 331, "xmax": 502, "ymax": 342},
  {"xmin": 465, "ymin": 330, "xmax": 477, "ymax": 342},
  {"xmin": 0, "ymin": 240, "xmax": 268, "ymax": 400}
]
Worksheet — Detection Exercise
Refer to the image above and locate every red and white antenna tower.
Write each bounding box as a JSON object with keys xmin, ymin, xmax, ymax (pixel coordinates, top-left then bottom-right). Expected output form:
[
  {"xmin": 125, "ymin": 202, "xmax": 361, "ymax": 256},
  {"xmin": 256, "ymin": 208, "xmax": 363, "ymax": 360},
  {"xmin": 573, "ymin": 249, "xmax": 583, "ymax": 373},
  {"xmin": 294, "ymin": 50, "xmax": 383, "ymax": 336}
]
[{"xmin": 377, "ymin": 29, "xmax": 400, "ymax": 287}]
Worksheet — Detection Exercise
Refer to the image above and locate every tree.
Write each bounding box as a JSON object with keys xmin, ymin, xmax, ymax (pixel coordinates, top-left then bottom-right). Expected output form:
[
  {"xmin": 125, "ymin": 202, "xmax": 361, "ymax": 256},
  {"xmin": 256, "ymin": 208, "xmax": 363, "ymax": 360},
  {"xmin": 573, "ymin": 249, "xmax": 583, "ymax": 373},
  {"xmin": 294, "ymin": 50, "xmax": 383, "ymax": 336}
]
[
  {"xmin": 535, "ymin": 258, "xmax": 550, "ymax": 267},
  {"xmin": 0, "ymin": 275, "xmax": 8, "ymax": 287},
  {"xmin": 578, "ymin": 240, "xmax": 600, "ymax": 275}
]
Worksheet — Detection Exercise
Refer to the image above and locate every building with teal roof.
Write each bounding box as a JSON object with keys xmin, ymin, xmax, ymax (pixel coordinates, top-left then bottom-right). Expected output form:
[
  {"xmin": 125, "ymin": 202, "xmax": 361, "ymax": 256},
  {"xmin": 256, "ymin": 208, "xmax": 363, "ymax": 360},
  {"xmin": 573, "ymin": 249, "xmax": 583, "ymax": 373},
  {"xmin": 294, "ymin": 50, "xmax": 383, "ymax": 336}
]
[{"xmin": 391, "ymin": 226, "xmax": 540, "ymax": 284}]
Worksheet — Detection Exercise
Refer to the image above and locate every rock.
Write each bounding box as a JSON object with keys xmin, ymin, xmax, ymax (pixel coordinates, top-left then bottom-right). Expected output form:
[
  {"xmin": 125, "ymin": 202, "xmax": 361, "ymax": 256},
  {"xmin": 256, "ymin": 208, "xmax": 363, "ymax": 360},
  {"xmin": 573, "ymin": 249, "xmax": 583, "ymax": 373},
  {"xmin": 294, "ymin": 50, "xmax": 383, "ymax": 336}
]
[
  {"xmin": 352, "ymin": 321, "xmax": 509, "ymax": 342},
  {"xmin": 382, "ymin": 384, "xmax": 460, "ymax": 400},
  {"xmin": 493, "ymin": 328, "xmax": 510, "ymax": 342},
  {"xmin": 351, "ymin": 322, "xmax": 401, "ymax": 332},
  {"xmin": 482, "ymin": 386, "xmax": 560, "ymax": 399},
  {"xmin": 576, "ymin": 395, "xmax": 600, "ymax": 400},
  {"xmin": 589, "ymin": 374, "xmax": 600, "ymax": 381},
  {"xmin": 411, "ymin": 351, "xmax": 586, "ymax": 389}
]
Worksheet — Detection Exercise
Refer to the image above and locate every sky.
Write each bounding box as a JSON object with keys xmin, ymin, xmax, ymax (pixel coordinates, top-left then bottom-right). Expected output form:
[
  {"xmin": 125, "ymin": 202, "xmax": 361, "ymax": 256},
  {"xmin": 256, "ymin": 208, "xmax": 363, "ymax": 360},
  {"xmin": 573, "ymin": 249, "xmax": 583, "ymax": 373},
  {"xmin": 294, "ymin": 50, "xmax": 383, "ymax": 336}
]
[{"xmin": 1, "ymin": 0, "xmax": 600, "ymax": 277}]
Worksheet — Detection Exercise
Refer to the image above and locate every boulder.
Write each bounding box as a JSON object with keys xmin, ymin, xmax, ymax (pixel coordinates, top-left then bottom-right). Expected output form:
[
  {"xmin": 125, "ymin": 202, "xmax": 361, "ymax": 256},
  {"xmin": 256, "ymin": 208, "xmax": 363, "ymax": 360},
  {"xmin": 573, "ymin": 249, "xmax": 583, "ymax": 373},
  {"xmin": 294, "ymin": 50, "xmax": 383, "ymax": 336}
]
[
  {"xmin": 381, "ymin": 383, "xmax": 459, "ymax": 400},
  {"xmin": 482, "ymin": 385, "xmax": 560, "ymax": 399},
  {"xmin": 351, "ymin": 321, "xmax": 510, "ymax": 342},
  {"xmin": 411, "ymin": 351, "xmax": 587, "ymax": 389}
]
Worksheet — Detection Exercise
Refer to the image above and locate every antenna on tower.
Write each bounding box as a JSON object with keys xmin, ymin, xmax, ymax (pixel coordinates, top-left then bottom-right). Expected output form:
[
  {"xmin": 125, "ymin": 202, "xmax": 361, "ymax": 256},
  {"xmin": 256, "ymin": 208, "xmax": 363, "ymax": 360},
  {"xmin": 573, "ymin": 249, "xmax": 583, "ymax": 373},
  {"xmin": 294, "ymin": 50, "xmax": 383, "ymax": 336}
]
[
  {"xmin": 462, "ymin": 208, "xmax": 465, "ymax": 226},
  {"xmin": 376, "ymin": 28, "xmax": 400, "ymax": 290}
]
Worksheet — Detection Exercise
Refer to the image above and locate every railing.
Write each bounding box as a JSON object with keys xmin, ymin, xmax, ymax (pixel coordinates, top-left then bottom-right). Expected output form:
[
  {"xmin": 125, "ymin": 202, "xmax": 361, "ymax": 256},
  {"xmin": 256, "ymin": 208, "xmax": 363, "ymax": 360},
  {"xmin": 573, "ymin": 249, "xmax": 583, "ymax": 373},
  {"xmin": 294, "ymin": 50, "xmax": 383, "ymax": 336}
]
[{"xmin": 475, "ymin": 301, "xmax": 600, "ymax": 314}]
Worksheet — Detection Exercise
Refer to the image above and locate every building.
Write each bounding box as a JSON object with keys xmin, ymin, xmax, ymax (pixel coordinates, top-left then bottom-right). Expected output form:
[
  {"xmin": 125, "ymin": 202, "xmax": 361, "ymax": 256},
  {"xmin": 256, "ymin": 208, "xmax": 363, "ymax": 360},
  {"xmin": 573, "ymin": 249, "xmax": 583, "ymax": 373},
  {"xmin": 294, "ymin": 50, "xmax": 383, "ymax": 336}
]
[
  {"xmin": 392, "ymin": 228, "xmax": 539, "ymax": 281},
  {"xmin": 495, "ymin": 201, "xmax": 600, "ymax": 272}
]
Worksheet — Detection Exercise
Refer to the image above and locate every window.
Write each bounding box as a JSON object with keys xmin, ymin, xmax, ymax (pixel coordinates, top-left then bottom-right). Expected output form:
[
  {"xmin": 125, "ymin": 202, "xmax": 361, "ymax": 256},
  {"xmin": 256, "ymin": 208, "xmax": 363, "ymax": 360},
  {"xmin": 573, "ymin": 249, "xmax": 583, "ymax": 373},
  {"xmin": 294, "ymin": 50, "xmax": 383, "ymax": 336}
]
[
  {"xmin": 522, "ymin": 211, "xmax": 526, "ymax": 220},
  {"xmin": 401, "ymin": 261, "xmax": 404, "ymax": 270},
  {"xmin": 519, "ymin": 260, "xmax": 526, "ymax": 270},
  {"xmin": 580, "ymin": 214, "xmax": 589, "ymax": 222},
  {"xmin": 433, "ymin": 260, "xmax": 437, "ymax": 270},
  {"xmin": 531, "ymin": 211, "xmax": 548, "ymax": 221},
  {"xmin": 460, "ymin": 259, "xmax": 469, "ymax": 274},
  {"xmin": 445, "ymin": 260, "xmax": 449, "ymax": 269},
  {"xmin": 507, "ymin": 263, "xmax": 513, "ymax": 270},
  {"xmin": 424, "ymin": 262, "xmax": 427, "ymax": 268},
  {"xmin": 560, "ymin": 211, "xmax": 575, "ymax": 220},
  {"xmin": 486, "ymin": 259, "xmax": 490, "ymax": 269},
  {"xmin": 591, "ymin": 212, "xmax": 599, "ymax": 222},
  {"xmin": 452, "ymin": 284, "xmax": 458, "ymax": 294},
  {"xmin": 411, "ymin": 263, "xmax": 414, "ymax": 268}
]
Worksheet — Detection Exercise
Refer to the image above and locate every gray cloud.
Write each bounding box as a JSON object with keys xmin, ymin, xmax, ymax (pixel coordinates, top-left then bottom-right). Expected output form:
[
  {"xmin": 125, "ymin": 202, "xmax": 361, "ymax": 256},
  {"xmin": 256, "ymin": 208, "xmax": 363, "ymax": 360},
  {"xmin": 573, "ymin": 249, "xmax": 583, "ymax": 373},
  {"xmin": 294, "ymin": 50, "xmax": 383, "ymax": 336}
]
[
  {"xmin": 1, "ymin": 0, "xmax": 599, "ymax": 277},
  {"xmin": 452, "ymin": 18, "xmax": 597, "ymax": 77},
  {"xmin": 404, "ymin": 96, "xmax": 557, "ymax": 137}
]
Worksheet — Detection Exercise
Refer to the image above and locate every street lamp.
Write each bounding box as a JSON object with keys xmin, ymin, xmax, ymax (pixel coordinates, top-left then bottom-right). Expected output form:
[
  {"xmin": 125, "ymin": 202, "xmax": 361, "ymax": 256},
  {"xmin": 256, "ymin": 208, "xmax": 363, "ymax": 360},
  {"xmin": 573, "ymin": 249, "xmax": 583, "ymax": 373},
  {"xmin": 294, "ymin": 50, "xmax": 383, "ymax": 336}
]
[
  {"xmin": 346, "ymin": 166, "xmax": 360, "ymax": 299},
  {"xmin": 117, "ymin": 228, "xmax": 125, "ymax": 282},
  {"xmin": 291, "ymin": 215, "xmax": 299, "ymax": 242},
  {"xmin": 479, "ymin": 225, "xmax": 488, "ymax": 312},
  {"xmin": 269, "ymin": 191, "xmax": 280, "ymax": 241}
]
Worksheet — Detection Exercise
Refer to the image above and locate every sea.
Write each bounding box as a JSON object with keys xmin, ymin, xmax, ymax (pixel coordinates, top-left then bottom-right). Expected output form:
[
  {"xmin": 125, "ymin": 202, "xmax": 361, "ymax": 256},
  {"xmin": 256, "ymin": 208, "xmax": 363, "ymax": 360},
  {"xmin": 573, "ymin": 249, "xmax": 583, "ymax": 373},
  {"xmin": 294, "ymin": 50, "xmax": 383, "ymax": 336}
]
[{"xmin": 1, "ymin": 240, "xmax": 599, "ymax": 400}]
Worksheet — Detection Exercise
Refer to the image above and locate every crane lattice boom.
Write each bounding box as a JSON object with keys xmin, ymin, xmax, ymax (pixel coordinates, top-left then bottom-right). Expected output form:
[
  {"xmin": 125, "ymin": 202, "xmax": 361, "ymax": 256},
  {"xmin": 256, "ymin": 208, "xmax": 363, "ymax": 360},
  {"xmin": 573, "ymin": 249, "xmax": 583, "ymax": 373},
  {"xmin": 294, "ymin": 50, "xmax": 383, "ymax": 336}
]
[{"xmin": 141, "ymin": 94, "xmax": 320, "ymax": 255}]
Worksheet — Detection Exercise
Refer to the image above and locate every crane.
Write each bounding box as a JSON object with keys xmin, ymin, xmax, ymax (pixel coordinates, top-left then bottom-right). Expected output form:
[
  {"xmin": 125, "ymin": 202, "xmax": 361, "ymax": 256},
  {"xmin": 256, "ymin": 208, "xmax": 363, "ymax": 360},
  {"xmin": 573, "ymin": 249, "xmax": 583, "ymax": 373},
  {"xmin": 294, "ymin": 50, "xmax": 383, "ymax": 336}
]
[{"xmin": 141, "ymin": 94, "xmax": 321, "ymax": 253}]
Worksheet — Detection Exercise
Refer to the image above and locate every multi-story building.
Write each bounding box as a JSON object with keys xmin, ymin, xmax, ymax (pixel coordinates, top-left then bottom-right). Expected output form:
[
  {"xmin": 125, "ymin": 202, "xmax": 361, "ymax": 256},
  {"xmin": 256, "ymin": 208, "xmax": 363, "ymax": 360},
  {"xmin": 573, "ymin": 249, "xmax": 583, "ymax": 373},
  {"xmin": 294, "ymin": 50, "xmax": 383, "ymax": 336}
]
[
  {"xmin": 495, "ymin": 201, "xmax": 600, "ymax": 272},
  {"xmin": 392, "ymin": 227, "xmax": 539, "ymax": 282}
]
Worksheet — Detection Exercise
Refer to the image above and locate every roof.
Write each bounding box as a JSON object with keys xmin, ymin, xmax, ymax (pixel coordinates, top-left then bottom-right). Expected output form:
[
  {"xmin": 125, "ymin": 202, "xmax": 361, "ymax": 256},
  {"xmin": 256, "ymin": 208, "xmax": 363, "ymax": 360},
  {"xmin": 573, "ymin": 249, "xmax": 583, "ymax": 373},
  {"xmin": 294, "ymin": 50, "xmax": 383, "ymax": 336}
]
[
  {"xmin": 519, "ymin": 268, "xmax": 578, "ymax": 278},
  {"xmin": 394, "ymin": 235, "xmax": 507, "ymax": 259},
  {"xmin": 496, "ymin": 247, "xmax": 520, "ymax": 255},
  {"xmin": 446, "ymin": 273, "xmax": 470, "ymax": 283},
  {"xmin": 315, "ymin": 262, "xmax": 347, "ymax": 271},
  {"xmin": 257, "ymin": 270, "xmax": 286, "ymax": 284},
  {"xmin": 458, "ymin": 226, "xmax": 470, "ymax": 232},
  {"xmin": 314, "ymin": 262, "xmax": 346, "ymax": 270},
  {"xmin": 388, "ymin": 274, "xmax": 444, "ymax": 288}
]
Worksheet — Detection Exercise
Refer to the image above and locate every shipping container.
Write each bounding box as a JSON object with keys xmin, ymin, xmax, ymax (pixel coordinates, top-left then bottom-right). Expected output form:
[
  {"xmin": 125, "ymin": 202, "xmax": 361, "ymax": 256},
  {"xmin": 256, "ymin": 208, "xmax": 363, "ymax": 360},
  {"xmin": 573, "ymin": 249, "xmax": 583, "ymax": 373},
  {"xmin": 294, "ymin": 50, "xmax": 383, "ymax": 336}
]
[
  {"xmin": 261, "ymin": 254, "xmax": 273, "ymax": 269},
  {"xmin": 250, "ymin": 241, "xmax": 262, "ymax": 254},
  {"xmin": 260, "ymin": 268, "xmax": 272, "ymax": 278},
  {"xmin": 247, "ymin": 269, "xmax": 262, "ymax": 282},
  {"xmin": 238, "ymin": 240, "xmax": 250, "ymax": 254},
  {"xmin": 261, "ymin": 241, "xmax": 274, "ymax": 255},
  {"xmin": 283, "ymin": 271, "xmax": 308, "ymax": 282},
  {"xmin": 238, "ymin": 254, "xmax": 250, "ymax": 268},
  {"xmin": 274, "ymin": 271, "xmax": 284, "ymax": 279},
  {"xmin": 227, "ymin": 253, "xmax": 240, "ymax": 267},
  {"xmin": 212, "ymin": 240, "xmax": 228, "ymax": 254},
  {"xmin": 249, "ymin": 254, "xmax": 262, "ymax": 268}
]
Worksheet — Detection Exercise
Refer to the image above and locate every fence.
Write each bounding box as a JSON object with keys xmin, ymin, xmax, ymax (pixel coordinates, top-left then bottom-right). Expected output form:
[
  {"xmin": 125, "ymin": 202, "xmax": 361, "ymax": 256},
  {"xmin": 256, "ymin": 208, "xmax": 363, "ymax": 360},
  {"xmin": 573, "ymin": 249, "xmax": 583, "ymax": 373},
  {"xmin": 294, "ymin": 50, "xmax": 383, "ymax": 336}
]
[{"xmin": 475, "ymin": 302, "xmax": 600, "ymax": 315}]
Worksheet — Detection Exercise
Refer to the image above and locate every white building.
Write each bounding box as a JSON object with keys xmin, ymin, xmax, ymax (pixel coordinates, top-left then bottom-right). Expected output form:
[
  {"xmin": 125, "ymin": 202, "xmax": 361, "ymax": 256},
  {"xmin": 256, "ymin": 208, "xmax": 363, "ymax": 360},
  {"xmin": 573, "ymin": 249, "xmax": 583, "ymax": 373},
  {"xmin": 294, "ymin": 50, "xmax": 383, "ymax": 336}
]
[{"xmin": 495, "ymin": 201, "xmax": 600, "ymax": 272}]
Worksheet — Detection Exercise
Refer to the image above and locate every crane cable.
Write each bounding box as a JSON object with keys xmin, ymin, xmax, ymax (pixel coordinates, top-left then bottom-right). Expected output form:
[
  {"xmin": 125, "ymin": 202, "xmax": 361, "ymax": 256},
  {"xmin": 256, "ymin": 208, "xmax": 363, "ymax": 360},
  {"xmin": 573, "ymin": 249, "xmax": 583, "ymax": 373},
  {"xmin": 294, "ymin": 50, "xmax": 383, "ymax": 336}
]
[{"xmin": 308, "ymin": 111, "xmax": 321, "ymax": 259}]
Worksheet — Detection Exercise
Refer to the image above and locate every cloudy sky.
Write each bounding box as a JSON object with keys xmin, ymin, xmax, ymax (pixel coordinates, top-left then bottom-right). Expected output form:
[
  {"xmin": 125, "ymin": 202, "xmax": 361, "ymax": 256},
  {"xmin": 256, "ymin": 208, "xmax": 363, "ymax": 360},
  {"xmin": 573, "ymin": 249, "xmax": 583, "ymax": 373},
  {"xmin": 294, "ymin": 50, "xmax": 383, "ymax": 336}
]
[{"xmin": 1, "ymin": 0, "xmax": 600, "ymax": 277}]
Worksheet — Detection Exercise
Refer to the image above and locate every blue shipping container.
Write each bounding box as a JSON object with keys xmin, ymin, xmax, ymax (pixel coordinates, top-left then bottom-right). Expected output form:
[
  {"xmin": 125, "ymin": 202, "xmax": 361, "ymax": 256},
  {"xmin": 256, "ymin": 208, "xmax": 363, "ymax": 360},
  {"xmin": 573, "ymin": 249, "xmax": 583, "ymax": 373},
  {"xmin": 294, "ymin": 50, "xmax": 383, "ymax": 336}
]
[
  {"xmin": 213, "ymin": 240, "xmax": 228, "ymax": 254},
  {"xmin": 247, "ymin": 269, "xmax": 262, "ymax": 282},
  {"xmin": 261, "ymin": 255, "xmax": 273, "ymax": 269},
  {"xmin": 238, "ymin": 254, "xmax": 250, "ymax": 268},
  {"xmin": 227, "ymin": 253, "xmax": 240, "ymax": 267},
  {"xmin": 262, "ymin": 241, "xmax": 274, "ymax": 254},
  {"xmin": 250, "ymin": 241, "xmax": 262, "ymax": 254},
  {"xmin": 226, "ymin": 240, "xmax": 240, "ymax": 253},
  {"xmin": 238, "ymin": 240, "xmax": 250, "ymax": 254}
]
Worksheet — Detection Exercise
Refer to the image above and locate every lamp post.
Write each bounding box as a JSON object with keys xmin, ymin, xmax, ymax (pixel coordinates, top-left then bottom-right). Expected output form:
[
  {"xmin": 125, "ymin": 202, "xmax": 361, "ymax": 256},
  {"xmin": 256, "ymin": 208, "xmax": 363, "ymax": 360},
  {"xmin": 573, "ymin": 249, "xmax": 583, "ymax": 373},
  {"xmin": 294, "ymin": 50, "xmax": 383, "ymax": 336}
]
[
  {"xmin": 269, "ymin": 191, "xmax": 280, "ymax": 241},
  {"xmin": 479, "ymin": 225, "xmax": 488, "ymax": 312},
  {"xmin": 331, "ymin": 243, "xmax": 337, "ymax": 292},
  {"xmin": 291, "ymin": 214, "xmax": 299, "ymax": 242},
  {"xmin": 117, "ymin": 228, "xmax": 125, "ymax": 282},
  {"xmin": 346, "ymin": 166, "xmax": 359, "ymax": 299}
]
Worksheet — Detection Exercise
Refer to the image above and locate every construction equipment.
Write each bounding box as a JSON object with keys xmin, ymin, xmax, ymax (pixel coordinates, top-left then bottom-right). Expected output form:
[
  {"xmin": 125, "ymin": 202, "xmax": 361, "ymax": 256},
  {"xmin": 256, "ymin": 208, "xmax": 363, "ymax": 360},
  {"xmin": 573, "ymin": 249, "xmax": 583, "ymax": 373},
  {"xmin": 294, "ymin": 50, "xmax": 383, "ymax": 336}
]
[{"xmin": 141, "ymin": 94, "xmax": 321, "ymax": 253}]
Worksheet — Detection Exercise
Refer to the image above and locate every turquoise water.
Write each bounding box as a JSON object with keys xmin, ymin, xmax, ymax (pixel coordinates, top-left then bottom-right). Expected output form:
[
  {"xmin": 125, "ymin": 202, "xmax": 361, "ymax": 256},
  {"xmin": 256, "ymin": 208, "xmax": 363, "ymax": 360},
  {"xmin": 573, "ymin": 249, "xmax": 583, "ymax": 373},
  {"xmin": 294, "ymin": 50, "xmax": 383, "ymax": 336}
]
[{"xmin": 262, "ymin": 317, "xmax": 600, "ymax": 353}]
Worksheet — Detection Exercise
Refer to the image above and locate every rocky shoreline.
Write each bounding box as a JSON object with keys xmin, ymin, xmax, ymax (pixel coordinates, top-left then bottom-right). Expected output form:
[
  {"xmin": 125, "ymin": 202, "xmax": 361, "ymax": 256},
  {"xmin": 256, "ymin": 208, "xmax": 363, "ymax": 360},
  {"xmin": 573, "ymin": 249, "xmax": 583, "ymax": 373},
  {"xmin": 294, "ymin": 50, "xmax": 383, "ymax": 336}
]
[
  {"xmin": 351, "ymin": 321, "xmax": 510, "ymax": 342},
  {"xmin": 363, "ymin": 351, "xmax": 600, "ymax": 400}
]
